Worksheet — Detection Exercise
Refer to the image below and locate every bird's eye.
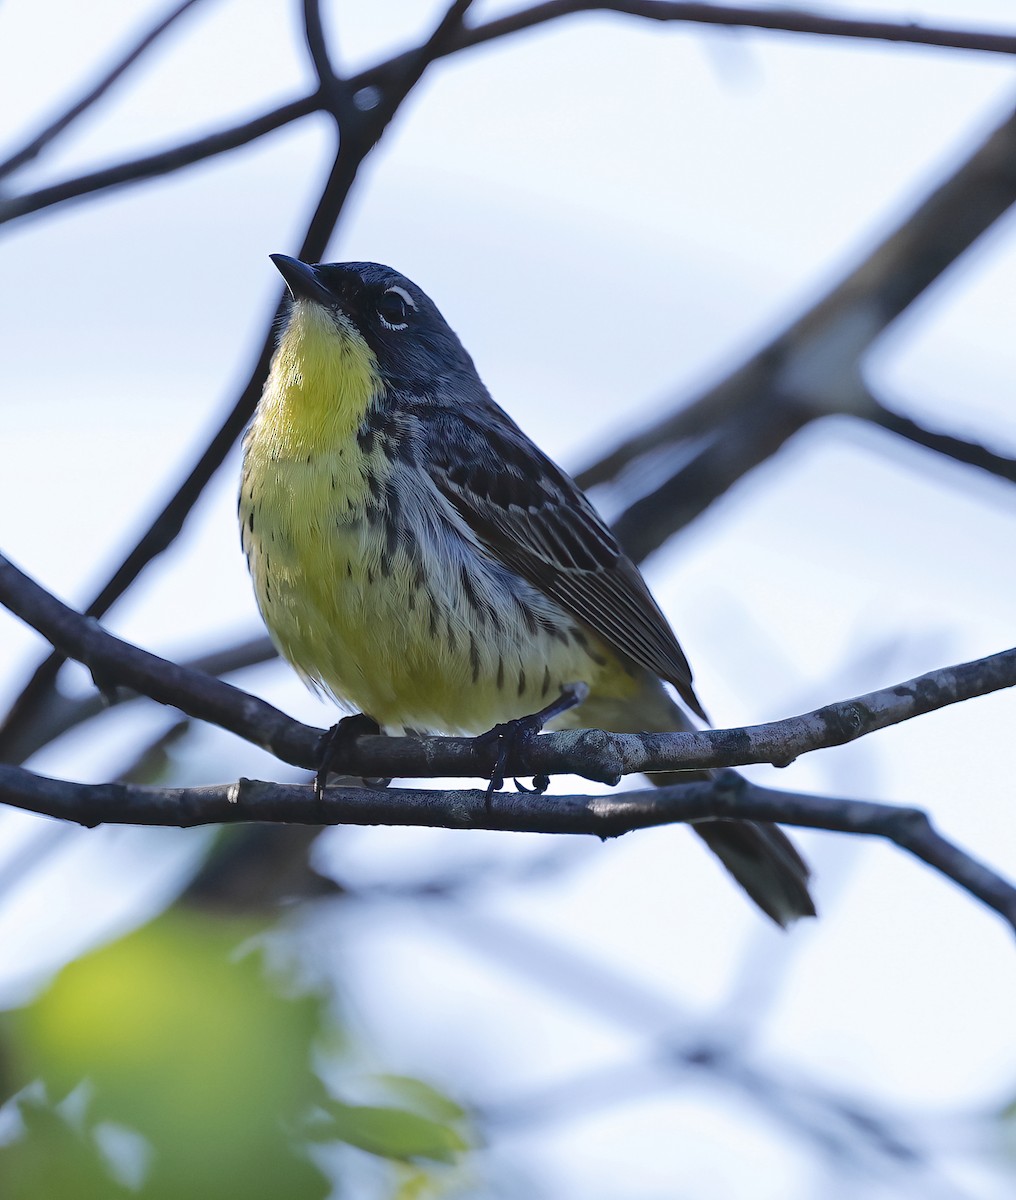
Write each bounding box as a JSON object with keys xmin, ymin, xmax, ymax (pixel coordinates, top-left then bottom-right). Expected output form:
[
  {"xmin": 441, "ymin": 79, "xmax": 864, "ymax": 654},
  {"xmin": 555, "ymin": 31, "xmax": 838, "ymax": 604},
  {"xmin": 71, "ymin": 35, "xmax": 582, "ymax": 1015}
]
[{"xmin": 377, "ymin": 285, "xmax": 415, "ymax": 330}]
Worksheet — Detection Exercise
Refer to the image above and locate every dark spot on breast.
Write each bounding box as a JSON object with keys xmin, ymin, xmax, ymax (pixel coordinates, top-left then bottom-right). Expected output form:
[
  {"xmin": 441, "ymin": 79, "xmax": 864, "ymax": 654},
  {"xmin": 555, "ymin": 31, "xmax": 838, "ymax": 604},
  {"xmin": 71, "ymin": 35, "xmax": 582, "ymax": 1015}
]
[
  {"xmin": 469, "ymin": 632, "xmax": 480, "ymax": 683},
  {"xmin": 517, "ymin": 666, "xmax": 527, "ymax": 697},
  {"xmin": 542, "ymin": 665, "xmax": 551, "ymax": 697},
  {"xmin": 248, "ymin": 510, "xmax": 255, "ymax": 533},
  {"xmin": 496, "ymin": 655, "xmax": 505, "ymax": 689}
]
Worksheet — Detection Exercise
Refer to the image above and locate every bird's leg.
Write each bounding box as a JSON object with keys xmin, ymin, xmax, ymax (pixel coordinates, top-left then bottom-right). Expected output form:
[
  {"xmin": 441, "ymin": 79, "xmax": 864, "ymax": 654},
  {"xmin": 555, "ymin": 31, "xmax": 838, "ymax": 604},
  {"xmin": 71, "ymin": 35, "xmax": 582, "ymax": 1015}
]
[
  {"xmin": 477, "ymin": 681, "xmax": 589, "ymax": 802},
  {"xmin": 314, "ymin": 712, "xmax": 384, "ymax": 805}
]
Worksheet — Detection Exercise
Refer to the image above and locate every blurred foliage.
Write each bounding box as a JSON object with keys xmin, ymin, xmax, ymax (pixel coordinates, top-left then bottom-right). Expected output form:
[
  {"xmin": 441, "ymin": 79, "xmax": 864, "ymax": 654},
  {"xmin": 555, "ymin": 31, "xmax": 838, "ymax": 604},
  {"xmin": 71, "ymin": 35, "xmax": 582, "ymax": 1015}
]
[{"xmin": 0, "ymin": 908, "xmax": 472, "ymax": 1199}]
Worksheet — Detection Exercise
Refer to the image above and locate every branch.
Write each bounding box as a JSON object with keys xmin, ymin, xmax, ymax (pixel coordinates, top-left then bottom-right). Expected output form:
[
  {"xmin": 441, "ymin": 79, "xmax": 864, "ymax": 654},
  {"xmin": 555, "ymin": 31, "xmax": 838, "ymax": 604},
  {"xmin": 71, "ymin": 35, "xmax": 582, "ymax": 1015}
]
[
  {"xmin": 579, "ymin": 102, "xmax": 1016, "ymax": 559},
  {"xmin": 0, "ymin": 551, "xmax": 1013, "ymax": 785},
  {"xmin": 3, "ymin": 768, "xmax": 1013, "ymax": 930},
  {"xmin": 5, "ymin": 3, "xmax": 1011, "ymax": 226},
  {"xmin": 0, "ymin": 95, "xmax": 319, "ymax": 226},
  {"xmin": 870, "ymin": 397, "xmax": 1016, "ymax": 486},
  {"xmin": 0, "ymin": 0, "xmax": 209, "ymax": 181},
  {"xmin": 0, "ymin": 552, "xmax": 318, "ymax": 770},
  {"xmin": 0, "ymin": 634, "xmax": 276, "ymax": 767},
  {"xmin": 455, "ymin": 2, "xmax": 1016, "ymax": 60}
]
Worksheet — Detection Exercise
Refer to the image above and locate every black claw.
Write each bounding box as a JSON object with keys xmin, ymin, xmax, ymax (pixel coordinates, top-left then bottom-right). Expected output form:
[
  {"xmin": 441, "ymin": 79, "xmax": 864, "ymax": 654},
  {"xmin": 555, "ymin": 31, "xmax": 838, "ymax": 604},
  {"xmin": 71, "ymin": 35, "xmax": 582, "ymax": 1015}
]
[
  {"xmin": 315, "ymin": 712, "xmax": 381, "ymax": 803},
  {"xmin": 476, "ymin": 682, "xmax": 588, "ymax": 802}
]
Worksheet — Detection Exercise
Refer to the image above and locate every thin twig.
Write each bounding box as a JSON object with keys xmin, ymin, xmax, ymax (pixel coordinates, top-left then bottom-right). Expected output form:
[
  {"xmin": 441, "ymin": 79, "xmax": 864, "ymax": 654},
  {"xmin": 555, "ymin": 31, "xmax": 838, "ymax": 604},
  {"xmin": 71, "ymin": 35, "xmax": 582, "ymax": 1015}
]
[
  {"xmin": 870, "ymin": 398, "xmax": 1016, "ymax": 486},
  {"xmin": 0, "ymin": 95, "xmax": 319, "ymax": 225},
  {"xmin": 6, "ymin": 4, "xmax": 1013, "ymax": 226},
  {"xmin": 454, "ymin": 2, "xmax": 1016, "ymax": 60},
  {"xmin": 0, "ymin": 553, "xmax": 318, "ymax": 769},
  {"xmin": 0, "ymin": 0, "xmax": 210, "ymax": 181}
]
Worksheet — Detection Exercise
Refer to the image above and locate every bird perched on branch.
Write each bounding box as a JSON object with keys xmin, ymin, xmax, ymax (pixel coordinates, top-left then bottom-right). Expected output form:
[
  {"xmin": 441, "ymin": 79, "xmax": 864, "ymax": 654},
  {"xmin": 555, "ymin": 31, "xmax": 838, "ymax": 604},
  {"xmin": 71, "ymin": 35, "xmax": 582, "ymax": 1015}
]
[{"xmin": 239, "ymin": 255, "xmax": 815, "ymax": 926}]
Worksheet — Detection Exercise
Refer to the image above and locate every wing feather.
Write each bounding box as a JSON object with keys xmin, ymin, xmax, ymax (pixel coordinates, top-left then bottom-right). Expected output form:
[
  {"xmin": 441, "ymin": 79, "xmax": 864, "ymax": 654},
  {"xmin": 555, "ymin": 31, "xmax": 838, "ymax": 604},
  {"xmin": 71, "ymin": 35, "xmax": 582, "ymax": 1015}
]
[{"xmin": 422, "ymin": 398, "xmax": 706, "ymax": 720}]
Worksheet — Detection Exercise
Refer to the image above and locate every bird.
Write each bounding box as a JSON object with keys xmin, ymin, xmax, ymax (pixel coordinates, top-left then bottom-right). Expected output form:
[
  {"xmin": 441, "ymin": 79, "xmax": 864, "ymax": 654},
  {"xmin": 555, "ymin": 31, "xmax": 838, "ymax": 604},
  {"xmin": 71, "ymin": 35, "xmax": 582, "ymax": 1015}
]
[{"xmin": 239, "ymin": 255, "xmax": 816, "ymax": 926}]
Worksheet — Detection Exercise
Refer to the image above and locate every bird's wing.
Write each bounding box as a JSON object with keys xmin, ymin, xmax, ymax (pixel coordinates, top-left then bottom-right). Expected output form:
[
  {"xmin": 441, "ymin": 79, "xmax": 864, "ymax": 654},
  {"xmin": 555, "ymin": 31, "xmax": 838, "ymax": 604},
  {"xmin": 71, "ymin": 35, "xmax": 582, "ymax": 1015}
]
[{"xmin": 424, "ymin": 402, "xmax": 706, "ymax": 720}]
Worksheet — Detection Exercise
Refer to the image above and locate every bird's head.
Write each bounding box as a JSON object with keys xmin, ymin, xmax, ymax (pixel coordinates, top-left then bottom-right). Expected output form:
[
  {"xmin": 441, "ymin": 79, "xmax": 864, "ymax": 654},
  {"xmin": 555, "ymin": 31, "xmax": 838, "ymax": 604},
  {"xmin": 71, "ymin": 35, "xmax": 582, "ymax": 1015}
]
[{"xmin": 269, "ymin": 255, "xmax": 474, "ymax": 394}]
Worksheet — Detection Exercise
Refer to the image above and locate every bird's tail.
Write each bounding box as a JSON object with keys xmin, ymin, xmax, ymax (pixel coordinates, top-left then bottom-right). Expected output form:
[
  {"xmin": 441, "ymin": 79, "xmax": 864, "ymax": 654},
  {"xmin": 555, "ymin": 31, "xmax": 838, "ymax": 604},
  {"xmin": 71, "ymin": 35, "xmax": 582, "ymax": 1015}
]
[
  {"xmin": 651, "ymin": 771, "xmax": 816, "ymax": 927},
  {"xmin": 566, "ymin": 679, "xmax": 816, "ymax": 927}
]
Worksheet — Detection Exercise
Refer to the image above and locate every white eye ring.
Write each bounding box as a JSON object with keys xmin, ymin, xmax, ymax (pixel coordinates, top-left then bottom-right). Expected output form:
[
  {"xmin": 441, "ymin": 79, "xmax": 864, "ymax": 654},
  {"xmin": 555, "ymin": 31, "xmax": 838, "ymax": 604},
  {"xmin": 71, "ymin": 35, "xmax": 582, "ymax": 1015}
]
[{"xmin": 378, "ymin": 285, "xmax": 416, "ymax": 331}]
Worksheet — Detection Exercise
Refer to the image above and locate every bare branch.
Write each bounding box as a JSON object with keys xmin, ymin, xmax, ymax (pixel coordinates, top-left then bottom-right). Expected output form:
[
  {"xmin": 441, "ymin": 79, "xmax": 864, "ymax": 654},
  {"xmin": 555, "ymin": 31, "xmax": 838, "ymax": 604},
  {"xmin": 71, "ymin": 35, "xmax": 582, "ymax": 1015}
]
[
  {"xmin": 6, "ymin": 2, "xmax": 1009, "ymax": 227},
  {"xmin": 0, "ymin": 552, "xmax": 318, "ymax": 769},
  {"xmin": 0, "ymin": 633, "xmax": 277, "ymax": 769},
  {"xmin": 0, "ymin": 551, "xmax": 1012, "ymax": 788},
  {"xmin": 0, "ymin": 95, "xmax": 319, "ymax": 226},
  {"xmin": 0, "ymin": 0, "xmax": 209, "ymax": 181},
  {"xmin": 456, "ymin": 2, "xmax": 1016, "ymax": 60},
  {"xmin": 2, "ymin": 767, "xmax": 1013, "ymax": 930},
  {"xmin": 581, "ymin": 102, "xmax": 1016, "ymax": 558},
  {"xmin": 870, "ymin": 396, "xmax": 1016, "ymax": 486}
]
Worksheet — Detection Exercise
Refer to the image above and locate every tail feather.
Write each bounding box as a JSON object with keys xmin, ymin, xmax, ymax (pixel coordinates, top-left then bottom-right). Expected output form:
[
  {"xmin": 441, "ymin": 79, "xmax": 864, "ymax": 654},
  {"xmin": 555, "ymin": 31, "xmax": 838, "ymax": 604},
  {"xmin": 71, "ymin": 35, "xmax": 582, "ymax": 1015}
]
[
  {"xmin": 688, "ymin": 817, "xmax": 816, "ymax": 928},
  {"xmin": 567, "ymin": 680, "xmax": 817, "ymax": 926}
]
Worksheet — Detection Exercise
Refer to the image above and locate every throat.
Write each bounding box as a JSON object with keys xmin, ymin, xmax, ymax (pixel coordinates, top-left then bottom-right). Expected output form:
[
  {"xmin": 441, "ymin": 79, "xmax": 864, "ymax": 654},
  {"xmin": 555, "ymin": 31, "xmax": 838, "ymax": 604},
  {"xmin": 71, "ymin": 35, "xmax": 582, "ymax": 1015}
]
[{"xmin": 255, "ymin": 302, "xmax": 382, "ymax": 459}]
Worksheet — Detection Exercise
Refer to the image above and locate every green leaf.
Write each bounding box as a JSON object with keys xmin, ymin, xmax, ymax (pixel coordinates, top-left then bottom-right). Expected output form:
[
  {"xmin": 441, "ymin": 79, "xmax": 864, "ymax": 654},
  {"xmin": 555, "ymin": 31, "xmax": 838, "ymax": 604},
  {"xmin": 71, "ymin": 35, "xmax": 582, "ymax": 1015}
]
[
  {"xmin": 0, "ymin": 911, "xmax": 332, "ymax": 1200},
  {"xmin": 311, "ymin": 1099, "xmax": 468, "ymax": 1164},
  {"xmin": 0, "ymin": 1092, "xmax": 134, "ymax": 1200},
  {"xmin": 375, "ymin": 1076, "xmax": 468, "ymax": 1123}
]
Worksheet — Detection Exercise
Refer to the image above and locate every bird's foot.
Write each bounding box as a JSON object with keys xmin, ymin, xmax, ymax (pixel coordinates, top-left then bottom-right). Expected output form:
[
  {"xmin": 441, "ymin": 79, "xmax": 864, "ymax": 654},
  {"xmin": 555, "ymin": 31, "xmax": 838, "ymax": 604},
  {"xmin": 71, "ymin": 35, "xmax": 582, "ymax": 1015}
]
[
  {"xmin": 477, "ymin": 681, "xmax": 589, "ymax": 804},
  {"xmin": 314, "ymin": 713, "xmax": 385, "ymax": 806}
]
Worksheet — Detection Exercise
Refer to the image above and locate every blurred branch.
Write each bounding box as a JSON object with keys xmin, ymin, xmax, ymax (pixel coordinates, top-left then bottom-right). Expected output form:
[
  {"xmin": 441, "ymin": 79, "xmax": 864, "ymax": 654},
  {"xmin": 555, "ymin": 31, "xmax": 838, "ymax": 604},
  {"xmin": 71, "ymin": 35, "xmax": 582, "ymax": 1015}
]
[
  {"xmin": 3, "ymin": 767, "xmax": 1014, "ymax": 930},
  {"xmin": 1, "ymin": 551, "xmax": 1013, "ymax": 783},
  {"xmin": 433, "ymin": 908, "xmax": 934, "ymax": 1169},
  {"xmin": 870, "ymin": 396, "xmax": 1016, "ymax": 485},
  {"xmin": 0, "ymin": 0, "xmax": 209, "ymax": 181},
  {"xmin": 581, "ymin": 101, "xmax": 1016, "ymax": 559},
  {"xmin": 0, "ymin": 634, "xmax": 276, "ymax": 766}
]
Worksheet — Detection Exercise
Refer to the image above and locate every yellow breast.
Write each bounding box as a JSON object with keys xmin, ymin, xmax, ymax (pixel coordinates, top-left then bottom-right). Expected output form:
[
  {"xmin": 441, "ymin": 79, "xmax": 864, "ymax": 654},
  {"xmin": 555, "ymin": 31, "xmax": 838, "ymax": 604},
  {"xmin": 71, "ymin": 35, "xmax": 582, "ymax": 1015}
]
[{"xmin": 240, "ymin": 299, "xmax": 641, "ymax": 733}]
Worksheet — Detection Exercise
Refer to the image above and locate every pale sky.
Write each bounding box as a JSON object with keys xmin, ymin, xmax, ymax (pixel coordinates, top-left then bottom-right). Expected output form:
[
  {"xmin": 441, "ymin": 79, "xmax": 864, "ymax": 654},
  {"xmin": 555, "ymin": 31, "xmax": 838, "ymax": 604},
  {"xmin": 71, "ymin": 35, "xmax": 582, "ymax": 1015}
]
[{"xmin": 1, "ymin": 2, "xmax": 1016, "ymax": 1196}]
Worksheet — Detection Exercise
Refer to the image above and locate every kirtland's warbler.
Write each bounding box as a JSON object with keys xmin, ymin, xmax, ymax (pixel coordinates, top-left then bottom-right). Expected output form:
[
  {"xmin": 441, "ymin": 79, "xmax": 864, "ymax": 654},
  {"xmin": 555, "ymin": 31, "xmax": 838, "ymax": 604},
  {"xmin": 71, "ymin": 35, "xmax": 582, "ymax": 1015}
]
[{"xmin": 240, "ymin": 255, "xmax": 815, "ymax": 926}]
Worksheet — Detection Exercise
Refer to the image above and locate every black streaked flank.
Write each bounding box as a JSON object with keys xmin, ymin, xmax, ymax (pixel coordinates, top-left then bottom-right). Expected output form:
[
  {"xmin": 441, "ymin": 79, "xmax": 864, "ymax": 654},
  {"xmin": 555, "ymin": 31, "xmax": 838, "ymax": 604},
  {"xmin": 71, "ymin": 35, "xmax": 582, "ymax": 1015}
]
[{"xmin": 459, "ymin": 564, "xmax": 484, "ymax": 624}]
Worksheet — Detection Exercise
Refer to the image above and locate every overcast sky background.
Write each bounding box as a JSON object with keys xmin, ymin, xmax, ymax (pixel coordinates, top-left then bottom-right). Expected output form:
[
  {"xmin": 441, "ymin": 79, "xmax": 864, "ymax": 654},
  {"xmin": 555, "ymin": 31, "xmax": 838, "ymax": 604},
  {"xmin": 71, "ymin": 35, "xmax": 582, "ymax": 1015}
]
[{"xmin": 2, "ymin": 1, "xmax": 1016, "ymax": 1196}]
